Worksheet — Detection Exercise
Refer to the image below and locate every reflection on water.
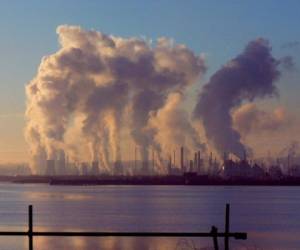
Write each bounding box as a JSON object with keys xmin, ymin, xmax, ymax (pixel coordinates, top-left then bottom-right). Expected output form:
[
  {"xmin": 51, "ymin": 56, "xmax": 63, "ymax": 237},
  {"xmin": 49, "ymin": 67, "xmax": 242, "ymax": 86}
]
[
  {"xmin": 25, "ymin": 192, "xmax": 93, "ymax": 201},
  {"xmin": 34, "ymin": 237, "xmax": 208, "ymax": 250},
  {"xmin": 0, "ymin": 183, "xmax": 299, "ymax": 249}
]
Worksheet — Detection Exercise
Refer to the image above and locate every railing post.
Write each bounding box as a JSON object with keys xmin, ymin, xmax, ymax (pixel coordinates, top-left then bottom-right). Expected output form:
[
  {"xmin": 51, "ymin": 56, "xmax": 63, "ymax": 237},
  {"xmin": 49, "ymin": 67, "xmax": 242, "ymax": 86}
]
[
  {"xmin": 211, "ymin": 226, "xmax": 219, "ymax": 250},
  {"xmin": 224, "ymin": 204, "xmax": 230, "ymax": 250},
  {"xmin": 28, "ymin": 205, "xmax": 33, "ymax": 250}
]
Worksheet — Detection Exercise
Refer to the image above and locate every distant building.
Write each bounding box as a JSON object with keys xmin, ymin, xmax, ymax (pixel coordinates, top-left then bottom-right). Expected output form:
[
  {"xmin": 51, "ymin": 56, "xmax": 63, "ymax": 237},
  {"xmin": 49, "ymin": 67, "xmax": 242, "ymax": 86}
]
[
  {"xmin": 223, "ymin": 159, "xmax": 252, "ymax": 179},
  {"xmin": 114, "ymin": 160, "xmax": 123, "ymax": 175},
  {"xmin": 268, "ymin": 165, "xmax": 283, "ymax": 179},
  {"xmin": 168, "ymin": 155, "xmax": 172, "ymax": 175},
  {"xmin": 56, "ymin": 150, "xmax": 66, "ymax": 175},
  {"xmin": 180, "ymin": 146, "xmax": 185, "ymax": 173},
  {"xmin": 252, "ymin": 163, "xmax": 266, "ymax": 178},
  {"xmin": 91, "ymin": 161, "xmax": 100, "ymax": 175},
  {"xmin": 45, "ymin": 160, "xmax": 56, "ymax": 175},
  {"xmin": 81, "ymin": 163, "xmax": 89, "ymax": 175},
  {"xmin": 288, "ymin": 165, "xmax": 300, "ymax": 177}
]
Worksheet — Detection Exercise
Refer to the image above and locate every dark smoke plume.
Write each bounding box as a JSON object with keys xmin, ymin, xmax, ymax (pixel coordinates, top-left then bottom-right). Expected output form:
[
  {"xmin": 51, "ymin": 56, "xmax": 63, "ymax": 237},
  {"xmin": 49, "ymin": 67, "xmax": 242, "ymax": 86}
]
[{"xmin": 193, "ymin": 38, "xmax": 281, "ymax": 158}]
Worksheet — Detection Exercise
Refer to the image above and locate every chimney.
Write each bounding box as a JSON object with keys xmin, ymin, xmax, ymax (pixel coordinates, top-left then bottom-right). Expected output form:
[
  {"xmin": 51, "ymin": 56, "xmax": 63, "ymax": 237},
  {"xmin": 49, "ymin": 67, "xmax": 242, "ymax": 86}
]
[
  {"xmin": 168, "ymin": 154, "xmax": 172, "ymax": 175},
  {"xmin": 243, "ymin": 150, "xmax": 247, "ymax": 161},
  {"xmin": 91, "ymin": 161, "xmax": 99, "ymax": 175},
  {"xmin": 134, "ymin": 146, "xmax": 137, "ymax": 171},
  {"xmin": 45, "ymin": 159, "xmax": 56, "ymax": 176},
  {"xmin": 209, "ymin": 152, "xmax": 213, "ymax": 168},
  {"xmin": 197, "ymin": 151, "xmax": 201, "ymax": 173},
  {"xmin": 223, "ymin": 152, "xmax": 227, "ymax": 165},
  {"xmin": 194, "ymin": 152, "xmax": 197, "ymax": 172},
  {"xmin": 81, "ymin": 162, "xmax": 88, "ymax": 175},
  {"xmin": 152, "ymin": 148, "xmax": 155, "ymax": 172},
  {"xmin": 181, "ymin": 146, "xmax": 184, "ymax": 173},
  {"xmin": 189, "ymin": 160, "xmax": 194, "ymax": 172},
  {"xmin": 57, "ymin": 150, "xmax": 66, "ymax": 175},
  {"xmin": 173, "ymin": 150, "xmax": 176, "ymax": 169}
]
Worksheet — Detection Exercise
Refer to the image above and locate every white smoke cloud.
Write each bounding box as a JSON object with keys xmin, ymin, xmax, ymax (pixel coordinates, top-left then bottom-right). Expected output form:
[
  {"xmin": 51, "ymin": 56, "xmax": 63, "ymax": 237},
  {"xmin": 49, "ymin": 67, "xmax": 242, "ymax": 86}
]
[
  {"xmin": 233, "ymin": 103, "xmax": 290, "ymax": 135},
  {"xmin": 25, "ymin": 25, "xmax": 206, "ymax": 173},
  {"xmin": 148, "ymin": 92, "xmax": 205, "ymax": 165}
]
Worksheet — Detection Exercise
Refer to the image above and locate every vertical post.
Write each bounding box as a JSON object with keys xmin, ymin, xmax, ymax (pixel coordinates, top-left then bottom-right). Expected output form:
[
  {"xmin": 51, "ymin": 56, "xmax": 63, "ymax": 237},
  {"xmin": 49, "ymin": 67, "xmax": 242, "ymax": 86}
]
[
  {"xmin": 152, "ymin": 148, "xmax": 155, "ymax": 171},
  {"xmin": 224, "ymin": 204, "xmax": 230, "ymax": 250},
  {"xmin": 134, "ymin": 146, "xmax": 137, "ymax": 171},
  {"xmin": 28, "ymin": 205, "xmax": 33, "ymax": 250},
  {"xmin": 211, "ymin": 226, "xmax": 219, "ymax": 250}
]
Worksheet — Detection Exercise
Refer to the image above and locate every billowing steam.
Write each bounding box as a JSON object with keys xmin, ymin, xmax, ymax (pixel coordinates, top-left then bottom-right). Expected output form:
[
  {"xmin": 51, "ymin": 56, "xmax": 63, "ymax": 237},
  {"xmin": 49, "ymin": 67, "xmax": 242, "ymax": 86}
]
[
  {"xmin": 25, "ymin": 25, "xmax": 206, "ymax": 173},
  {"xmin": 193, "ymin": 38, "xmax": 281, "ymax": 159},
  {"xmin": 233, "ymin": 103, "xmax": 289, "ymax": 135},
  {"xmin": 148, "ymin": 92, "xmax": 206, "ymax": 164}
]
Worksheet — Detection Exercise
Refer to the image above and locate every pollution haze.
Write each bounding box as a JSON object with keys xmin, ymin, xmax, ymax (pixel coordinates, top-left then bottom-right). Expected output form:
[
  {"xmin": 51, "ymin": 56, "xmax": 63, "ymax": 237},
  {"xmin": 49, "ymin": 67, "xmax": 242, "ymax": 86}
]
[{"xmin": 0, "ymin": 1, "xmax": 298, "ymax": 171}]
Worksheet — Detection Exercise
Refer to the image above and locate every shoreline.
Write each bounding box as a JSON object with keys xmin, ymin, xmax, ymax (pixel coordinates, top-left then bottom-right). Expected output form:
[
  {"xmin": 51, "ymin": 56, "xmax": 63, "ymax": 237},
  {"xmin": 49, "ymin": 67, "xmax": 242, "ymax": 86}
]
[{"xmin": 2, "ymin": 174, "xmax": 300, "ymax": 186}]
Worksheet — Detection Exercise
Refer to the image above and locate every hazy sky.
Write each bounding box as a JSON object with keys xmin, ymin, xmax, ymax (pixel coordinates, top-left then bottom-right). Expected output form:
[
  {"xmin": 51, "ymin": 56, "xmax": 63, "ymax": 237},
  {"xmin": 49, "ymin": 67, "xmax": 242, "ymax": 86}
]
[{"xmin": 0, "ymin": 0, "xmax": 299, "ymax": 163}]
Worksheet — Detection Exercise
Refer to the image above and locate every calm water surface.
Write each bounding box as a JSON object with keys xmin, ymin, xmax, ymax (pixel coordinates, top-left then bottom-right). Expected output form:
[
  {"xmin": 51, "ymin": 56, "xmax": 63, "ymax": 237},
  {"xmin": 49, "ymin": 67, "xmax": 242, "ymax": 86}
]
[{"xmin": 0, "ymin": 183, "xmax": 299, "ymax": 250}]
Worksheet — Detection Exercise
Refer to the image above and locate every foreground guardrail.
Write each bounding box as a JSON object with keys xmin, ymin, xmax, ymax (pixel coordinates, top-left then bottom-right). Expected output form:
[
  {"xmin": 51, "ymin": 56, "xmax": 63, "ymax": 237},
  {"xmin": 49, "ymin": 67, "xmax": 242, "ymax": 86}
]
[{"xmin": 0, "ymin": 203, "xmax": 246, "ymax": 250}]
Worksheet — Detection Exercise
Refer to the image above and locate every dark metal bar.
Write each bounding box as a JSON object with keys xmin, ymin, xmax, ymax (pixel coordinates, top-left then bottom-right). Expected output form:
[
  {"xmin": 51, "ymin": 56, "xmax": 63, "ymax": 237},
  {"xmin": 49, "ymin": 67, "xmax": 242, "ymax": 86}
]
[
  {"xmin": 211, "ymin": 226, "xmax": 219, "ymax": 250},
  {"xmin": 0, "ymin": 231, "xmax": 246, "ymax": 238},
  {"xmin": 0, "ymin": 204, "xmax": 247, "ymax": 250},
  {"xmin": 225, "ymin": 203, "xmax": 230, "ymax": 250},
  {"xmin": 28, "ymin": 205, "xmax": 33, "ymax": 250}
]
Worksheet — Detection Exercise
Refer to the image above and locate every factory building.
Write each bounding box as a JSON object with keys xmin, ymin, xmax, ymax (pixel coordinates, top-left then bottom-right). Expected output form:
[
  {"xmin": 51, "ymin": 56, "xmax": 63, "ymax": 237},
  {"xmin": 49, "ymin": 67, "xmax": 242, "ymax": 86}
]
[
  {"xmin": 45, "ymin": 159, "xmax": 56, "ymax": 175},
  {"xmin": 56, "ymin": 150, "xmax": 66, "ymax": 175},
  {"xmin": 91, "ymin": 161, "xmax": 100, "ymax": 175}
]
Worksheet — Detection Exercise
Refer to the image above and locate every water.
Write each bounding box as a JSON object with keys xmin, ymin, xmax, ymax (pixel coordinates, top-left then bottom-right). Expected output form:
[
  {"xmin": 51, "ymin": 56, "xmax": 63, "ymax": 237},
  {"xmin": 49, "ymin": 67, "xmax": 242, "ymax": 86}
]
[{"xmin": 0, "ymin": 183, "xmax": 299, "ymax": 250}]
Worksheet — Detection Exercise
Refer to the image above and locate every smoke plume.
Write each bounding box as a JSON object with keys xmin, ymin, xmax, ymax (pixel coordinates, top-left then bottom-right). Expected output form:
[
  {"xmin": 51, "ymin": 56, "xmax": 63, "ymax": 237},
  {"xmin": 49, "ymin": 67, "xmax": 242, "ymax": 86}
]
[
  {"xmin": 193, "ymin": 38, "xmax": 281, "ymax": 159},
  {"xmin": 233, "ymin": 103, "xmax": 289, "ymax": 135},
  {"xmin": 148, "ymin": 92, "xmax": 205, "ymax": 164},
  {"xmin": 25, "ymin": 25, "xmax": 206, "ymax": 173}
]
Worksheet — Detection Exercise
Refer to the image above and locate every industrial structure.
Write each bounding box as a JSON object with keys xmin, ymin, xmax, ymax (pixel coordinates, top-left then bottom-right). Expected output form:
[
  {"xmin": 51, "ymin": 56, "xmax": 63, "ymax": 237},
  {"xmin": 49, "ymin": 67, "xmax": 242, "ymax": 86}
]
[{"xmin": 36, "ymin": 146, "xmax": 300, "ymax": 182}]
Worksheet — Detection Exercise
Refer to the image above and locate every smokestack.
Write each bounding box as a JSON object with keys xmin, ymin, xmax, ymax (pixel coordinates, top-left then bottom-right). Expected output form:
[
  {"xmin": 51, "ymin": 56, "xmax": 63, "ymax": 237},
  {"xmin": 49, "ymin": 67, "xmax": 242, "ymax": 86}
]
[
  {"xmin": 168, "ymin": 154, "xmax": 172, "ymax": 175},
  {"xmin": 173, "ymin": 150, "xmax": 176, "ymax": 169},
  {"xmin": 181, "ymin": 146, "xmax": 184, "ymax": 173},
  {"xmin": 45, "ymin": 159, "xmax": 56, "ymax": 176},
  {"xmin": 91, "ymin": 161, "xmax": 99, "ymax": 175},
  {"xmin": 81, "ymin": 163, "xmax": 88, "ymax": 175},
  {"xmin": 134, "ymin": 146, "xmax": 137, "ymax": 171},
  {"xmin": 189, "ymin": 160, "xmax": 194, "ymax": 172},
  {"xmin": 152, "ymin": 148, "xmax": 155, "ymax": 172},
  {"xmin": 141, "ymin": 160, "xmax": 149, "ymax": 175},
  {"xmin": 114, "ymin": 160, "xmax": 123, "ymax": 175},
  {"xmin": 243, "ymin": 150, "xmax": 247, "ymax": 161},
  {"xmin": 194, "ymin": 152, "xmax": 197, "ymax": 171},
  {"xmin": 223, "ymin": 152, "xmax": 228, "ymax": 165},
  {"xmin": 197, "ymin": 151, "xmax": 201, "ymax": 173},
  {"xmin": 209, "ymin": 152, "xmax": 213, "ymax": 168},
  {"xmin": 57, "ymin": 150, "xmax": 66, "ymax": 175}
]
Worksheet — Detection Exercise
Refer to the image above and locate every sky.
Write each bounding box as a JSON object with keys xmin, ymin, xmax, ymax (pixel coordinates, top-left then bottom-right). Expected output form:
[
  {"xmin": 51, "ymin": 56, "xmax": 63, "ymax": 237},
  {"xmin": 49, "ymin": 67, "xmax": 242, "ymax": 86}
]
[{"xmin": 0, "ymin": 0, "xmax": 299, "ymax": 163}]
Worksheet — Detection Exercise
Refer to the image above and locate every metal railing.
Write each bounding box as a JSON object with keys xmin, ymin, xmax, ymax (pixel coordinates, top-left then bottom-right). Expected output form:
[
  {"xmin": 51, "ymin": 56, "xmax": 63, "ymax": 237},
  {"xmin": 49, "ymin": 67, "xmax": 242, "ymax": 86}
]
[{"xmin": 0, "ymin": 203, "xmax": 247, "ymax": 250}]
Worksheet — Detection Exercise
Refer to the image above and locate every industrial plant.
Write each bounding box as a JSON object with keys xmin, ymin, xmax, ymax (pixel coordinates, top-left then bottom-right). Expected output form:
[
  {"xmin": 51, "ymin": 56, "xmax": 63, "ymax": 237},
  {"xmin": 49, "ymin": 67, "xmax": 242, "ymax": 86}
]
[{"xmin": 16, "ymin": 145, "xmax": 300, "ymax": 183}]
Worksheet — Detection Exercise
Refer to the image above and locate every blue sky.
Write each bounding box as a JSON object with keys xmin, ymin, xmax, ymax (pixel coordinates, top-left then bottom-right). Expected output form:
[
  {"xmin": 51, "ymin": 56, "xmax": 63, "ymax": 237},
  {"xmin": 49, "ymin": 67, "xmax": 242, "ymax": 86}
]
[{"xmin": 0, "ymin": 0, "xmax": 299, "ymax": 162}]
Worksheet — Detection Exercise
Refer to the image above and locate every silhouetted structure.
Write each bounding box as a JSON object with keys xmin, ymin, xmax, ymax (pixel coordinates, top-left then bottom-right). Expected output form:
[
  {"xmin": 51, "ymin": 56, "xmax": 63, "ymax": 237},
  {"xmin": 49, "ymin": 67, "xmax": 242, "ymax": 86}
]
[
  {"xmin": 114, "ymin": 160, "xmax": 123, "ymax": 175},
  {"xmin": 91, "ymin": 161, "xmax": 99, "ymax": 175},
  {"xmin": 56, "ymin": 150, "xmax": 66, "ymax": 175},
  {"xmin": 81, "ymin": 163, "xmax": 88, "ymax": 175},
  {"xmin": 181, "ymin": 146, "xmax": 185, "ymax": 173},
  {"xmin": 197, "ymin": 151, "xmax": 202, "ymax": 173},
  {"xmin": 45, "ymin": 160, "xmax": 55, "ymax": 175}
]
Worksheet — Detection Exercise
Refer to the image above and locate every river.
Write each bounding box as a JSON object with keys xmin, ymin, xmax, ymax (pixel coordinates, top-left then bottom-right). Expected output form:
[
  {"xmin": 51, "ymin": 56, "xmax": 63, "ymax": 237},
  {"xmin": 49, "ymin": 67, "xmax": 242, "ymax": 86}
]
[{"xmin": 0, "ymin": 183, "xmax": 299, "ymax": 250}]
